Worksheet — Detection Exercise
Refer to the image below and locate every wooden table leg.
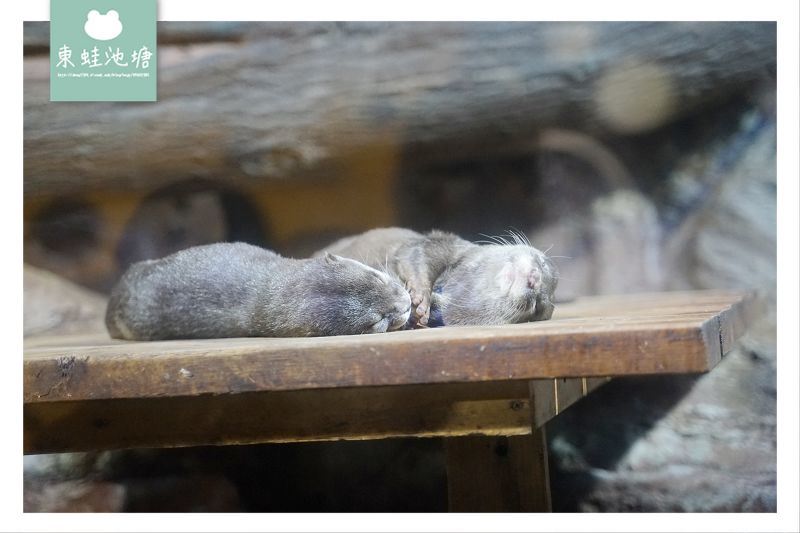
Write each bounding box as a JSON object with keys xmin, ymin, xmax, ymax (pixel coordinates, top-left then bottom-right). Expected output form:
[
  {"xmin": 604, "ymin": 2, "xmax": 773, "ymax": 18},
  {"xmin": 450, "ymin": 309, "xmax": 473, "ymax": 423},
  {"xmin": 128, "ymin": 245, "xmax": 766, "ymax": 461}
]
[{"xmin": 444, "ymin": 427, "xmax": 552, "ymax": 512}]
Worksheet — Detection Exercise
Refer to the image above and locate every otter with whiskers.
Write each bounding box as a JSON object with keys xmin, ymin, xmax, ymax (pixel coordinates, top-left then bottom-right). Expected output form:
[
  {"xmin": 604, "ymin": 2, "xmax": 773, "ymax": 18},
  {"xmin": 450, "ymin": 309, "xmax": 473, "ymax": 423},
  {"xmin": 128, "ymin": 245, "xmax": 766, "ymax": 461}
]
[
  {"xmin": 316, "ymin": 228, "xmax": 558, "ymax": 328},
  {"xmin": 106, "ymin": 242, "xmax": 412, "ymax": 340}
]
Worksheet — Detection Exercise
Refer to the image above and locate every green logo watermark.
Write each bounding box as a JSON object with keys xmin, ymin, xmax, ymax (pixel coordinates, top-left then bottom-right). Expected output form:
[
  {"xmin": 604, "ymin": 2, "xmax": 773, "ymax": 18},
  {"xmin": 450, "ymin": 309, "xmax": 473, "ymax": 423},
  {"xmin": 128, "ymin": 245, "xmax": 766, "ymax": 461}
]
[{"xmin": 50, "ymin": 0, "xmax": 157, "ymax": 101}]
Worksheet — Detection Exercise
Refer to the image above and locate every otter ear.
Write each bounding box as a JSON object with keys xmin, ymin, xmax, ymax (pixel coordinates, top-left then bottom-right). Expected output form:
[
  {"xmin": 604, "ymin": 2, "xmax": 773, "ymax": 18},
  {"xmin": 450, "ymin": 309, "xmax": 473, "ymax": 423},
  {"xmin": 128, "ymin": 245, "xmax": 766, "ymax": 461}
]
[{"xmin": 324, "ymin": 252, "xmax": 340, "ymax": 263}]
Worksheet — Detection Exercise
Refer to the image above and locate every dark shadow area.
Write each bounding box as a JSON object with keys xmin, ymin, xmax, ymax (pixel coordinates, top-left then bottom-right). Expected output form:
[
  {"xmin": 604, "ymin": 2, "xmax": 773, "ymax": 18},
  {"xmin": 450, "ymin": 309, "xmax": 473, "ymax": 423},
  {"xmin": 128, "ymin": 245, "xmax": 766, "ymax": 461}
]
[
  {"xmin": 86, "ymin": 439, "xmax": 448, "ymax": 512},
  {"xmin": 116, "ymin": 179, "xmax": 270, "ymax": 275},
  {"xmin": 29, "ymin": 199, "xmax": 103, "ymax": 257},
  {"xmin": 546, "ymin": 375, "xmax": 699, "ymax": 511}
]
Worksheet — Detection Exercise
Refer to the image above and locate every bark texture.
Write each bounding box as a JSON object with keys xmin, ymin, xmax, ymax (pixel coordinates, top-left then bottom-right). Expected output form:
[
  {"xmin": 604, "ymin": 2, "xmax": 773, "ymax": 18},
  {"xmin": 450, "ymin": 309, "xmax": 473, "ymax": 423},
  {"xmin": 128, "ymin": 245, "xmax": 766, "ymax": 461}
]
[{"xmin": 24, "ymin": 22, "xmax": 775, "ymax": 197}]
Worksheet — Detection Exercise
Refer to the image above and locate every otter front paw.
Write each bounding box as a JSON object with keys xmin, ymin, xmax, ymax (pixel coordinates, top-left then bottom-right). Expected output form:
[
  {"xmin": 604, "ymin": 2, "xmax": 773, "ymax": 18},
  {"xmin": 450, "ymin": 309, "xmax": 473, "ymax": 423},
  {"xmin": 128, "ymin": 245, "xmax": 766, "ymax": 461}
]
[{"xmin": 408, "ymin": 287, "xmax": 431, "ymax": 327}]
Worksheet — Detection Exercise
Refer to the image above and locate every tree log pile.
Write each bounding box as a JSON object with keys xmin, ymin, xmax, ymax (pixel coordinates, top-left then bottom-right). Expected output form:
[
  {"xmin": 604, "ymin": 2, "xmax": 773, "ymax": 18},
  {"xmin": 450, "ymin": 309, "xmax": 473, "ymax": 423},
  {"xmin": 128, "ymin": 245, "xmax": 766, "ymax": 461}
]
[{"xmin": 24, "ymin": 22, "xmax": 775, "ymax": 197}]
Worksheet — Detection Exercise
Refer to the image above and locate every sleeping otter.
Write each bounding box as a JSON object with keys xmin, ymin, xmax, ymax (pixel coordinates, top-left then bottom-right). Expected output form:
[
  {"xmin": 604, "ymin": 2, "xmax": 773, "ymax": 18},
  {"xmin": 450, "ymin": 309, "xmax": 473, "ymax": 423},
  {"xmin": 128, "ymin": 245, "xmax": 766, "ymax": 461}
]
[
  {"xmin": 106, "ymin": 242, "xmax": 412, "ymax": 340},
  {"xmin": 316, "ymin": 228, "xmax": 558, "ymax": 327}
]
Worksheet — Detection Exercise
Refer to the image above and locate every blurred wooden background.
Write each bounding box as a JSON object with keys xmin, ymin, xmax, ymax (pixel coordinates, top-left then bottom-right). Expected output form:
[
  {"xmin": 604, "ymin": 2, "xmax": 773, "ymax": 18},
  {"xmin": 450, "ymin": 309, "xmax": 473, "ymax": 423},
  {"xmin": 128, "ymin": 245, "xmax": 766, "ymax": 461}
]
[{"xmin": 24, "ymin": 22, "xmax": 775, "ymax": 292}]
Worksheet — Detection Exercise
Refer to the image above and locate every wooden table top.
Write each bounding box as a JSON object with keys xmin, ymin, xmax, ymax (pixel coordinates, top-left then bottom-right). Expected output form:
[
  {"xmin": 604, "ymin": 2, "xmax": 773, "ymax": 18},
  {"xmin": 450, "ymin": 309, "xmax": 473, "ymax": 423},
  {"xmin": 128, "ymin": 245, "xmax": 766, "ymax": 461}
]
[{"xmin": 24, "ymin": 290, "xmax": 754, "ymax": 404}]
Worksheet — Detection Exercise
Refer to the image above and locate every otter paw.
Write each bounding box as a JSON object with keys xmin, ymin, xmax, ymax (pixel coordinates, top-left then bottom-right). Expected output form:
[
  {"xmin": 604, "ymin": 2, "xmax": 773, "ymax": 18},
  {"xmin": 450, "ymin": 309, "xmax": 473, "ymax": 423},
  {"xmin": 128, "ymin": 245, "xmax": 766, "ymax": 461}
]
[
  {"xmin": 405, "ymin": 282, "xmax": 432, "ymax": 327},
  {"xmin": 406, "ymin": 292, "xmax": 429, "ymax": 326},
  {"xmin": 413, "ymin": 296, "xmax": 431, "ymax": 326}
]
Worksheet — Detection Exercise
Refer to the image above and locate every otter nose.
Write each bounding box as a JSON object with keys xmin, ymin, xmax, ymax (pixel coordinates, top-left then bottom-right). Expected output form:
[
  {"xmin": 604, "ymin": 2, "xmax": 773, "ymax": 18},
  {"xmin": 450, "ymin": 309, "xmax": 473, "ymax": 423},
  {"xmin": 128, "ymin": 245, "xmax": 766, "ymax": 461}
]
[{"xmin": 527, "ymin": 269, "xmax": 542, "ymax": 291}]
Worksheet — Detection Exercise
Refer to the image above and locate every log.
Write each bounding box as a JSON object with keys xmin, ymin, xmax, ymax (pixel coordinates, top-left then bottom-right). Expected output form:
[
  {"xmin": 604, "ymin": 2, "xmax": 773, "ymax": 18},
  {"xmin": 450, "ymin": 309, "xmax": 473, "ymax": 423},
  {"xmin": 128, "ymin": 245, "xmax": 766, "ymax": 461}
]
[
  {"xmin": 24, "ymin": 22, "xmax": 775, "ymax": 197},
  {"xmin": 23, "ymin": 21, "xmax": 257, "ymax": 54}
]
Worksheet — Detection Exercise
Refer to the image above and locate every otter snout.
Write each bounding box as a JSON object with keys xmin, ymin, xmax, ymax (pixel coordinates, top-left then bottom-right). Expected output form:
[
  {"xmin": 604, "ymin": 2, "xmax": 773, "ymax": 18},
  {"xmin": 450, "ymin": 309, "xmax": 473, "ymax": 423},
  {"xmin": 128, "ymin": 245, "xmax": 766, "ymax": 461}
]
[
  {"xmin": 527, "ymin": 269, "xmax": 542, "ymax": 291},
  {"xmin": 387, "ymin": 292, "xmax": 412, "ymax": 331},
  {"xmin": 497, "ymin": 256, "xmax": 541, "ymax": 298},
  {"xmin": 388, "ymin": 308, "xmax": 412, "ymax": 331},
  {"xmin": 486, "ymin": 249, "xmax": 558, "ymax": 324},
  {"xmin": 369, "ymin": 303, "xmax": 411, "ymax": 334}
]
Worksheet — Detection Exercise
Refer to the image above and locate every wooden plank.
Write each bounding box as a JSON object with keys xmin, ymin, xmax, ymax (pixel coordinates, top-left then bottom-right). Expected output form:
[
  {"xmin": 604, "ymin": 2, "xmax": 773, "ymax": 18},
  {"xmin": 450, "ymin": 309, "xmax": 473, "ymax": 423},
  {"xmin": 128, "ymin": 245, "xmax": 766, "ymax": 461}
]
[
  {"xmin": 445, "ymin": 429, "xmax": 551, "ymax": 512},
  {"xmin": 24, "ymin": 381, "xmax": 533, "ymax": 454},
  {"xmin": 21, "ymin": 377, "xmax": 600, "ymax": 454},
  {"xmin": 515, "ymin": 428, "xmax": 552, "ymax": 512},
  {"xmin": 529, "ymin": 377, "xmax": 610, "ymax": 427},
  {"xmin": 553, "ymin": 290, "xmax": 756, "ymax": 319},
  {"xmin": 23, "ymin": 377, "xmax": 605, "ymax": 454},
  {"xmin": 585, "ymin": 376, "xmax": 612, "ymax": 394},
  {"xmin": 715, "ymin": 290, "xmax": 763, "ymax": 355},
  {"xmin": 24, "ymin": 291, "xmax": 752, "ymax": 404},
  {"xmin": 556, "ymin": 378, "xmax": 584, "ymax": 415},
  {"xmin": 530, "ymin": 380, "xmax": 557, "ymax": 428}
]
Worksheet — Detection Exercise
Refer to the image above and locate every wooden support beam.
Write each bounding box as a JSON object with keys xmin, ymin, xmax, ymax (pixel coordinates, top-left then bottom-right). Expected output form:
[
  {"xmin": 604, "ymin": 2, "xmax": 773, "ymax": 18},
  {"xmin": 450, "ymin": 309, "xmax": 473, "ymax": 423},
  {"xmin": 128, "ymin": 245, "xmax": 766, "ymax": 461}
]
[
  {"xmin": 445, "ymin": 379, "xmax": 555, "ymax": 512},
  {"xmin": 24, "ymin": 381, "xmax": 534, "ymax": 454},
  {"xmin": 445, "ymin": 429, "xmax": 551, "ymax": 512},
  {"xmin": 23, "ymin": 375, "xmax": 609, "ymax": 454}
]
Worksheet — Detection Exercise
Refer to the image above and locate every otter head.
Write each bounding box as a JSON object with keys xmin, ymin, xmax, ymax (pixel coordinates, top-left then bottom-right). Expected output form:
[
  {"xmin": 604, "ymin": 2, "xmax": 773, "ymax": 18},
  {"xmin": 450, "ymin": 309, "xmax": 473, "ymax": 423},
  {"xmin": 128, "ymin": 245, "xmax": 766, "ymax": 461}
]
[
  {"xmin": 307, "ymin": 253, "xmax": 412, "ymax": 335},
  {"xmin": 433, "ymin": 244, "xmax": 558, "ymax": 326}
]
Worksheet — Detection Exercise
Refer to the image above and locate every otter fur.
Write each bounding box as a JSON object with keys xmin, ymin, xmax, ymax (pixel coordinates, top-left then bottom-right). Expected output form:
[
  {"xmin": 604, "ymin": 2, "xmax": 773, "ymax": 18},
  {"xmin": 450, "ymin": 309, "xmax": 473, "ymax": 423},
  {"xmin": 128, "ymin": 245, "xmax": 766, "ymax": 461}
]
[
  {"xmin": 317, "ymin": 228, "xmax": 558, "ymax": 327},
  {"xmin": 106, "ymin": 242, "xmax": 412, "ymax": 340}
]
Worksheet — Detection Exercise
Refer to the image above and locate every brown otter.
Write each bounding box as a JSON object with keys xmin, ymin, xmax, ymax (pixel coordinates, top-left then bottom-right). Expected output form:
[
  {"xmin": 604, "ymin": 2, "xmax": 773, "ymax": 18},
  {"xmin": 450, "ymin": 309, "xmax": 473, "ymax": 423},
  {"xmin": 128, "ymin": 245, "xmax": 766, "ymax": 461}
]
[
  {"xmin": 316, "ymin": 228, "xmax": 558, "ymax": 327},
  {"xmin": 106, "ymin": 242, "xmax": 412, "ymax": 340}
]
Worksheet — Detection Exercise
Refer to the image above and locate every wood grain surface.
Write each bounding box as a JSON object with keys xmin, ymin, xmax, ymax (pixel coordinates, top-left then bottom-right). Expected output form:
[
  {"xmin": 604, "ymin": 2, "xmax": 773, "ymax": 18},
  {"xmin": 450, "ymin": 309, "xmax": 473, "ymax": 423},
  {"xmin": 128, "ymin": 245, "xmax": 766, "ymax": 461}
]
[
  {"xmin": 24, "ymin": 290, "xmax": 753, "ymax": 403},
  {"xmin": 23, "ymin": 290, "xmax": 754, "ymax": 453},
  {"xmin": 23, "ymin": 377, "xmax": 613, "ymax": 453}
]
